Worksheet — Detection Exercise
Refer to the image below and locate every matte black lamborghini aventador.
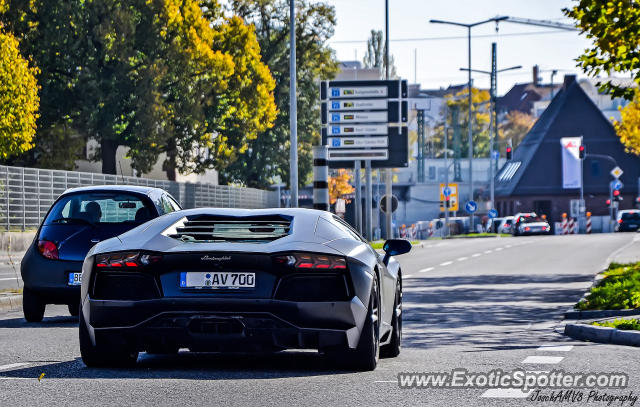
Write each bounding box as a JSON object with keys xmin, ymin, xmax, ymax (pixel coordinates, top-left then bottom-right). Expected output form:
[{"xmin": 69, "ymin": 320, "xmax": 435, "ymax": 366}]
[{"xmin": 79, "ymin": 208, "xmax": 411, "ymax": 371}]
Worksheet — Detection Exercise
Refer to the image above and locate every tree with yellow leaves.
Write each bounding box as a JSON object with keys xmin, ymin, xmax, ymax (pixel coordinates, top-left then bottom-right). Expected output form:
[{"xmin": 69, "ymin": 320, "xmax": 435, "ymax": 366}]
[
  {"xmin": 499, "ymin": 111, "xmax": 537, "ymax": 151},
  {"xmin": 614, "ymin": 91, "xmax": 640, "ymax": 156},
  {"xmin": 329, "ymin": 169, "xmax": 354, "ymax": 205},
  {"xmin": 0, "ymin": 27, "xmax": 39, "ymax": 159}
]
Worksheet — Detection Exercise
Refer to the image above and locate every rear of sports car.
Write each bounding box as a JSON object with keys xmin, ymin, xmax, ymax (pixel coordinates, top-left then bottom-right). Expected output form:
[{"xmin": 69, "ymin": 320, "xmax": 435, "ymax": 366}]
[{"xmin": 79, "ymin": 212, "xmax": 375, "ymax": 368}]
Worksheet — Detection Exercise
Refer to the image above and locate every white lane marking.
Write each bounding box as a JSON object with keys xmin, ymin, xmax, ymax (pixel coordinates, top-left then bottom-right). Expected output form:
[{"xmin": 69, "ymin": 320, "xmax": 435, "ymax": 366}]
[
  {"xmin": 495, "ymin": 247, "xmax": 503, "ymax": 251},
  {"xmin": 471, "ymin": 253, "xmax": 481, "ymax": 257},
  {"xmin": 457, "ymin": 257, "xmax": 468, "ymax": 261},
  {"xmin": 440, "ymin": 261, "xmax": 453, "ymax": 266},
  {"xmin": 481, "ymin": 389, "xmax": 532, "ymax": 398},
  {"xmin": 522, "ymin": 356, "xmax": 564, "ymax": 364},
  {"xmin": 484, "ymin": 250, "xmax": 492, "ymax": 254},
  {"xmin": 505, "ymin": 245, "xmax": 512, "ymax": 248},
  {"xmin": 419, "ymin": 267, "xmax": 434, "ymax": 273},
  {"xmin": 0, "ymin": 277, "xmax": 19, "ymax": 281},
  {"xmin": 0, "ymin": 363, "xmax": 29, "ymax": 372},
  {"xmin": 374, "ymin": 380, "xmax": 397, "ymax": 383},
  {"xmin": 537, "ymin": 345, "xmax": 573, "ymax": 352},
  {"xmin": 404, "ymin": 274, "xmax": 414, "ymax": 279}
]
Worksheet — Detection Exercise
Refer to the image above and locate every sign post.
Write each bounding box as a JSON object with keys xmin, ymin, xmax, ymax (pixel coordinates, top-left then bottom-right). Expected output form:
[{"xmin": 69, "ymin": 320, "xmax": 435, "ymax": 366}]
[{"xmin": 321, "ymin": 80, "xmax": 408, "ymax": 240}]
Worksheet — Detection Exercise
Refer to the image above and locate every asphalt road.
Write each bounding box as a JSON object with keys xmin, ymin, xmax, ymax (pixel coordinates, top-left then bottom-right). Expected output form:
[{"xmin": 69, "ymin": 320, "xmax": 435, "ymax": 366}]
[{"xmin": 1, "ymin": 233, "xmax": 640, "ymax": 406}]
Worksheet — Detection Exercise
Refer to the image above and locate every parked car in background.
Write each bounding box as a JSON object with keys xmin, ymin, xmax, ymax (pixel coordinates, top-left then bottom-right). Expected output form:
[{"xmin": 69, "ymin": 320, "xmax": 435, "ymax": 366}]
[
  {"xmin": 20, "ymin": 185, "xmax": 181, "ymax": 322},
  {"xmin": 497, "ymin": 217, "xmax": 514, "ymax": 234},
  {"xmin": 487, "ymin": 217, "xmax": 504, "ymax": 233},
  {"xmin": 615, "ymin": 210, "xmax": 640, "ymax": 232},
  {"xmin": 512, "ymin": 213, "xmax": 551, "ymax": 236}
]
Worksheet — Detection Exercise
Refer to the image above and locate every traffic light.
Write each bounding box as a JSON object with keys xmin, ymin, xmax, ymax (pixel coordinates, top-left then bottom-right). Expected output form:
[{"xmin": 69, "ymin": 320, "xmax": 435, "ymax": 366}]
[
  {"xmin": 606, "ymin": 199, "xmax": 611, "ymax": 206},
  {"xmin": 445, "ymin": 196, "xmax": 451, "ymax": 208},
  {"xmin": 613, "ymin": 189, "xmax": 622, "ymax": 202},
  {"xmin": 579, "ymin": 144, "xmax": 586, "ymax": 160},
  {"xmin": 506, "ymin": 146, "xmax": 512, "ymax": 160}
]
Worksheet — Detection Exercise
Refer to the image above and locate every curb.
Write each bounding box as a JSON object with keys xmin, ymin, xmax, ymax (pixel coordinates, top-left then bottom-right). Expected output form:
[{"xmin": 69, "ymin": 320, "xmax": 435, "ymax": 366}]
[
  {"xmin": 565, "ymin": 323, "xmax": 640, "ymax": 347},
  {"xmin": 565, "ymin": 308, "xmax": 640, "ymax": 320},
  {"xmin": 0, "ymin": 294, "xmax": 22, "ymax": 311}
]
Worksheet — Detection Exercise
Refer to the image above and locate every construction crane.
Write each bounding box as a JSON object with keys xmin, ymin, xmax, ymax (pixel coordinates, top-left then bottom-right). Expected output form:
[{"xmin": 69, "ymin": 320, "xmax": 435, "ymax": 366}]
[{"xmin": 496, "ymin": 16, "xmax": 579, "ymax": 31}]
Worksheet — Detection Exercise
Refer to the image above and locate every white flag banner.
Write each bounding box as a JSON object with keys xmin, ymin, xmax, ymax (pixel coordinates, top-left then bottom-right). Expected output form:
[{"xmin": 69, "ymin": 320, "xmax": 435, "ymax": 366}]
[{"xmin": 560, "ymin": 137, "xmax": 582, "ymax": 189}]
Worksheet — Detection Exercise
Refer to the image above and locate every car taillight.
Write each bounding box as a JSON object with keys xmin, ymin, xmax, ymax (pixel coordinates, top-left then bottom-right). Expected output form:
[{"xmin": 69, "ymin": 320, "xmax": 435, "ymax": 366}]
[
  {"xmin": 541, "ymin": 226, "xmax": 547, "ymax": 231},
  {"xmin": 618, "ymin": 219, "xmax": 623, "ymax": 224},
  {"xmin": 95, "ymin": 252, "xmax": 162, "ymax": 269},
  {"xmin": 525, "ymin": 227, "xmax": 531, "ymax": 232},
  {"xmin": 38, "ymin": 240, "xmax": 59, "ymax": 260},
  {"xmin": 273, "ymin": 253, "xmax": 347, "ymax": 270}
]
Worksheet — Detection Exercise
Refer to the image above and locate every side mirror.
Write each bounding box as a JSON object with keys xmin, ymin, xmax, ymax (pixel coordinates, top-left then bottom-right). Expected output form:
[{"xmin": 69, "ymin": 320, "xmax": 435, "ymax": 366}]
[{"xmin": 382, "ymin": 239, "xmax": 412, "ymax": 265}]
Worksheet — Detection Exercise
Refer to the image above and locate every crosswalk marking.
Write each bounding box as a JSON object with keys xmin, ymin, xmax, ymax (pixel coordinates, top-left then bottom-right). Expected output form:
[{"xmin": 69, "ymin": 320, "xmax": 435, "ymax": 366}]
[
  {"xmin": 481, "ymin": 389, "xmax": 532, "ymax": 398},
  {"xmin": 522, "ymin": 356, "xmax": 564, "ymax": 364},
  {"xmin": 537, "ymin": 345, "xmax": 573, "ymax": 352}
]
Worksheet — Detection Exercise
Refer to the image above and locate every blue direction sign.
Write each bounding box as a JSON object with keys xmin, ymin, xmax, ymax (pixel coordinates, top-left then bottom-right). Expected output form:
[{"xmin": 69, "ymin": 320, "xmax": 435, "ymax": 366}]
[
  {"xmin": 491, "ymin": 150, "xmax": 500, "ymax": 160},
  {"xmin": 612, "ymin": 180, "xmax": 623, "ymax": 190},
  {"xmin": 443, "ymin": 186, "xmax": 452, "ymax": 197},
  {"xmin": 488, "ymin": 208, "xmax": 498, "ymax": 219},
  {"xmin": 465, "ymin": 200, "xmax": 478, "ymax": 214}
]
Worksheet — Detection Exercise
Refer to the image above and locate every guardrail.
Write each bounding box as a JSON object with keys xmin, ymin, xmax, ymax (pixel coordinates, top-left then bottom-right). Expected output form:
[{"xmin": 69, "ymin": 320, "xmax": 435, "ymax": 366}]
[{"xmin": 0, "ymin": 165, "xmax": 278, "ymax": 231}]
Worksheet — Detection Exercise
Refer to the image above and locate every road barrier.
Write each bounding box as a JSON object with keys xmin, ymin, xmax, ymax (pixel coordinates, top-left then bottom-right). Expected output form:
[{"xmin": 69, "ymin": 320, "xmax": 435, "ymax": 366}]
[
  {"xmin": 0, "ymin": 165, "xmax": 278, "ymax": 231},
  {"xmin": 562, "ymin": 213, "xmax": 568, "ymax": 235},
  {"xmin": 586, "ymin": 212, "xmax": 592, "ymax": 234}
]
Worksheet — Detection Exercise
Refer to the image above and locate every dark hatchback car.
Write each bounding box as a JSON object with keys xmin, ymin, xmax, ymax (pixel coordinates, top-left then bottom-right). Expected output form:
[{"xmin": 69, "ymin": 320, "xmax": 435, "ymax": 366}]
[
  {"xmin": 21, "ymin": 185, "xmax": 181, "ymax": 322},
  {"xmin": 616, "ymin": 210, "xmax": 640, "ymax": 232}
]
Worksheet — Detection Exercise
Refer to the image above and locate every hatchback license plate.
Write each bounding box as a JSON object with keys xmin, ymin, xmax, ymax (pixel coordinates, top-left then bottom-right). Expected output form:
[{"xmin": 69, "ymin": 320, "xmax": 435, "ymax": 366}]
[
  {"xmin": 68, "ymin": 272, "xmax": 82, "ymax": 286},
  {"xmin": 180, "ymin": 272, "xmax": 255, "ymax": 289}
]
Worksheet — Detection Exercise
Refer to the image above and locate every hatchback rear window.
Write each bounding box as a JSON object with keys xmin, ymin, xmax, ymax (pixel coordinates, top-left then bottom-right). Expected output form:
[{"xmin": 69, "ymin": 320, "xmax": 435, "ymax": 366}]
[
  {"xmin": 45, "ymin": 192, "xmax": 153, "ymax": 225},
  {"xmin": 621, "ymin": 212, "xmax": 640, "ymax": 221}
]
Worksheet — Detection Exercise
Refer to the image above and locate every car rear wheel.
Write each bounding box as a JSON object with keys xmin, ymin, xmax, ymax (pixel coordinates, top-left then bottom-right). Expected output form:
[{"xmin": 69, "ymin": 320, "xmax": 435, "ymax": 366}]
[
  {"xmin": 327, "ymin": 275, "xmax": 380, "ymax": 371},
  {"xmin": 67, "ymin": 303, "xmax": 79, "ymax": 317},
  {"xmin": 381, "ymin": 277, "xmax": 402, "ymax": 358},
  {"xmin": 79, "ymin": 311, "xmax": 138, "ymax": 368},
  {"xmin": 23, "ymin": 288, "xmax": 45, "ymax": 323}
]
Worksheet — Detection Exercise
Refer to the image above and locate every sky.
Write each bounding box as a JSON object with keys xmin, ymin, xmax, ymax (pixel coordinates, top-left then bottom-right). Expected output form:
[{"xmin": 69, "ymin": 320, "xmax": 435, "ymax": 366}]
[{"xmin": 324, "ymin": 0, "xmax": 594, "ymax": 96}]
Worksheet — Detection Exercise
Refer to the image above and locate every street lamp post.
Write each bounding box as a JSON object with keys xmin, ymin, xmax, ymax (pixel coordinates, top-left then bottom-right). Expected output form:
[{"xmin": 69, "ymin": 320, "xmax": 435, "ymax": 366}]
[
  {"xmin": 459, "ymin": 62, "xmax": 520, "ymax": 212},
  {"xmin": 289, "ymin": 0, "xmax": 298, "ymax": 207},
  {"xmin": 430, "ymin": 16, "xmax": 507, "ymax": 230}
]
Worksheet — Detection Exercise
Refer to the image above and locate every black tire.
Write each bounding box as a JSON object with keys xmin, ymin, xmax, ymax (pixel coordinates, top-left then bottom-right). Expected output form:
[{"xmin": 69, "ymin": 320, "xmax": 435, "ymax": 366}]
[
  {"xmin": 327, "ymin": 275, "xmax": 380, "ymax": 371},
  {"xmin": 68, "ymin": 303, "xmax": 79, "ymax": 317},
  {"xmin": 381, "ymin": 276, "xmax": 402, "ymax": 358},
  {"xmin": 23, "ymin": 288, "xmax": 45, "ymax": 323},
  {"xmin": 79, "ymin": 311, "xmax": 138, "ymax": 368}
]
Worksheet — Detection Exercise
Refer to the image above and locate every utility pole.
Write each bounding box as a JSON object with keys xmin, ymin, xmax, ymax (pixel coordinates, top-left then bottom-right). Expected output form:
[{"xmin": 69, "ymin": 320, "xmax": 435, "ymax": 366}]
[
  {"xmin": 489, "ymin": 43, "xmax": 497, "ymax": 211},
  {"xmin": 384, "ymin": 0, "xmax": 393, "ymax": 240},
  {"xmin": 444, "ymin": 109, "xmax": 450, "ymax": 237},
  {"xmin": 289, "ymin": 0, "xmax": 298, "ymax": 207}
]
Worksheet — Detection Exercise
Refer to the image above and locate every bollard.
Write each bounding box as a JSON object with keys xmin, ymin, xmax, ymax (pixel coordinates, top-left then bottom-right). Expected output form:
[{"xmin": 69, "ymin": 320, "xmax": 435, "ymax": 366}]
[
  {"xmin": 569, "ymin": 217, "xmax": 576, "ymax": 234},
  {"xmin": 312, "ymin": 146, "xmax": 329, "ymax": 211},
  {"xmin": 562, "ymin": 213, "xmax": 568, "ymax": 235},
  {"xmin": 586, "ymin": 211, "xmax": 592, "ymax": 234}
]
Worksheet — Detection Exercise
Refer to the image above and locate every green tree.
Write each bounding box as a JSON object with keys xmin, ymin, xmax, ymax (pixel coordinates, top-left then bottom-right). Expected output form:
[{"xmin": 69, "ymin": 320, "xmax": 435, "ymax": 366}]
[
  {"xmin": 362, "ymin": 29, "xmax": 397, "ymax": 79},
  {"xmin": 499, "ymin": 111, "xmax": 537, "ymax": 151},
  {"xmin": 432, "ymin": 88, "xmax": 491, "ymax": 158},
  {"xmin": 219, "ymin": 0, "xmax": 339, "ymax": 188},
  {"xmin": 564, "ymin": 1, "xmax": 640, "ymax": 99},
  {"xmin": 3, "ymin": 0, "xmax": 276, "ymax": 178},
  {"xmin": 614, "ymin": 90, "xmax": 640, "ymax": 155},
  {"xmin": 0, "ymin": 28, "xmax": 39, "ymax": 159}
]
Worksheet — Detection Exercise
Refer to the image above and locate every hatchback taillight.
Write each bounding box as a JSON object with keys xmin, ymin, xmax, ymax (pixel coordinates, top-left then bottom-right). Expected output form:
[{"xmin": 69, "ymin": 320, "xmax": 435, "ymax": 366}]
[
  {"xmin": 273, "ymin": 253, "xmax": 347, "ymax": 270},
  {"xmin": 38, "ymin": 240, "xmax": 59, "ymax": 260},
  {"xmin": 95, "ymin": 252, "xmax": 162, "ymax": 269}
]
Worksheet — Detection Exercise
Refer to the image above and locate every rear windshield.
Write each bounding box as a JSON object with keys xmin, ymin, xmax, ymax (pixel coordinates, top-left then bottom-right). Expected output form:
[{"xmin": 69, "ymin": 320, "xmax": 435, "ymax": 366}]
[
  {"xmin": 166, "ymin": 214, "xmax": 292, "ymax": 243},
  {"xmin": 621, "ymin": 212, "xmax": 640, "ymax": 221},
  {"xmin": 45, "ymin": 192, "xmax": 153, "ymax": 225},
  {"xmin": 520, "ymin": 216, "xmax": 544, "ymax": 224}
]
